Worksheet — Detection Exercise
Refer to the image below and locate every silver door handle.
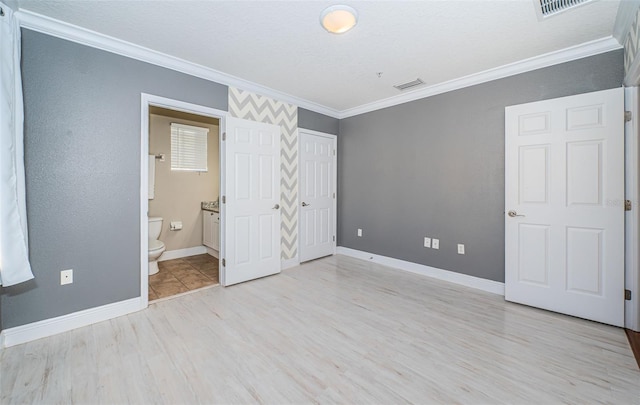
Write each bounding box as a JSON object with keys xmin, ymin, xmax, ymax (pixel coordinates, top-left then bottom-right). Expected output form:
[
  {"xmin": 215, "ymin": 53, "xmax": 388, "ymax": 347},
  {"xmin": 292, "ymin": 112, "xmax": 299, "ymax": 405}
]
[
  {"xmin": 507, "ymin": 210, "xmax": 525, "ymax": 217},
  {"xmin": 272, "ymin": 204, "xmax": 280, "ymax": 210},
  {"xmin": 302, "ymin": 202, "xmax": 310, "ymax": 207}
]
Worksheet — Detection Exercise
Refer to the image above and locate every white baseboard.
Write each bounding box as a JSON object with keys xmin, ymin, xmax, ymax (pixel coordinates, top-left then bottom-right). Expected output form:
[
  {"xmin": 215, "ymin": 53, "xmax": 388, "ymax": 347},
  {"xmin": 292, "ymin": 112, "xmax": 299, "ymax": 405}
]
[
  {"xmin": 159, "ymin": 246, "xmax": 207, "ymax": 261},
  {"xmin": 1, "ymin": 297, "xmax": 142, "ymax": 348},
  {"xmin": 336, "ymin": 247, "xmax": 505, "ymax": 296},
  {"xmin": 206, "ymin": 247, "xmax": 219, "ymax": 259},
  {"xmin": 282, "ymin": 257, "xmax": 300, "ymax": 270}
]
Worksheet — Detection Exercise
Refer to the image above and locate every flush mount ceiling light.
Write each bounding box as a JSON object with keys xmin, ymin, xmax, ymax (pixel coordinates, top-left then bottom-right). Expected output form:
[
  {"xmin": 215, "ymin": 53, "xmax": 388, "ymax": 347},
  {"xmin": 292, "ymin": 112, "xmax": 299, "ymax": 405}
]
[{"xmin": 320, "ymin": 5, "xmax": 358, "ymax": 34}]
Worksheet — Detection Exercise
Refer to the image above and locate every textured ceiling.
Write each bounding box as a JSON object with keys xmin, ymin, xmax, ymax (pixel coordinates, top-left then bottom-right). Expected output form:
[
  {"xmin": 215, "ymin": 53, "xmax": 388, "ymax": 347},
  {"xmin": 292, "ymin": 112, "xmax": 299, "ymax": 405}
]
[{"xmin": 15, "ymin": 0, "xmax": 622, "ymax": 114}]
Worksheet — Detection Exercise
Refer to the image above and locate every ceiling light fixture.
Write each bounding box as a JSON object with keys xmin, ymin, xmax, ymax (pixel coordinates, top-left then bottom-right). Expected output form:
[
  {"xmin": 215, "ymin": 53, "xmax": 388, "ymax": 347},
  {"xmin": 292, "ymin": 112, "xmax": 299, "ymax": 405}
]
[{"xmin": 320, "ymin": 5, "xmax": 358, "ymax": 34}]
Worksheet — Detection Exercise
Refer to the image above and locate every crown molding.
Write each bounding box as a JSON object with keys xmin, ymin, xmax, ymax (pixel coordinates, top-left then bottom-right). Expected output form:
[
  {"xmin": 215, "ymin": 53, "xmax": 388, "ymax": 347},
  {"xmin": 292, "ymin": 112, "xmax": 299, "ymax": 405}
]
[
  {"xmin": 16, "ymin": 9, "xmax": 623, "ymax": 121},
  {"xmin": 613, "ymin": 0, "xmax": 640, "ymax": 45},
  {"xmin": 337, "ymin": 36, "xmax": 622, "ymax": 119},
  {"xmin": 15, "ymin": 9, "xmax": 341, "ymax": 119}
]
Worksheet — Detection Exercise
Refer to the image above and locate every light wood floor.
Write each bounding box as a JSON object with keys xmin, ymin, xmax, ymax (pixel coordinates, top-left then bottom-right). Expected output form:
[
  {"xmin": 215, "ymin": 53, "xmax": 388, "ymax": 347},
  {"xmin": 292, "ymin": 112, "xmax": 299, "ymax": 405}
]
[{"xmin": 2, "ymin": 255, "xmax": 639, "ymax": 404}]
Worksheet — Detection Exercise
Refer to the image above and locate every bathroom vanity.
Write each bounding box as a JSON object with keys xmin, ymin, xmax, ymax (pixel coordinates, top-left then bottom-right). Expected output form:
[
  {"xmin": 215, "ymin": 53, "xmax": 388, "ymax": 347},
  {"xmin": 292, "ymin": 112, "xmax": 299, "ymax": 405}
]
[{"xmin": 202, "ymin": 202, "xmax": 219, "ymax": 251}]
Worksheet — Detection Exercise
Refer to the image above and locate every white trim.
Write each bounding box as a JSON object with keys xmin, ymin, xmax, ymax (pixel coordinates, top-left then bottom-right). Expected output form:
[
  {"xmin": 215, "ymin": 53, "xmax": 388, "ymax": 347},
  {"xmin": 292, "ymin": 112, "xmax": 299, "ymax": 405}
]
[
  {"xmin": 158, "ymin": 246, "xmax": 207, "ymax": 262},
  {"xmin": 14, "ymin": 9, "xmax": 623, "ymax": 120},
  {"xmin": 1, "ymin": 297, "xmax": 142, "ymax": 348},
  {"xmin": 281, "ymin": 257, "xmax": 300, "ymax": 270},
  {"xmin": 141, "ymin": 93, "xmax": 227, "ymax": 307},
  {"xmin": 206, "ymin": 247, "xmax": 219, "ymax": 258},
  {"xmin": 338, "ymin": 37, "xmax": 622, "ymax": 119},
  {"xmin": 625, "ymin": 86, "xmax": 640, "ymax": 332},
  {"xmin": 297, "ymin": 129, "xmax": 338, "ymax": 263},
  {"xmin": 336, "ymin": 247, "xmax": 505, "ymax": 296},
  {"xmin": 613, "ymin": 0, "xmax": 640, "ymax": 45},
  {"xmin": 15, "ymin": 9, "xmax": 340, "ymax": 119}
]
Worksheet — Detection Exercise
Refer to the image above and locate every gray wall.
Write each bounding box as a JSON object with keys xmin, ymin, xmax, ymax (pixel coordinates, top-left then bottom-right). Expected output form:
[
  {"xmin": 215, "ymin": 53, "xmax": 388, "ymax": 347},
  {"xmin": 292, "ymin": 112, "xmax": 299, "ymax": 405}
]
[
  {"xmin": 0, "ymin": 30, "xmax": 228, "ymax": 328},
  {"xmin": 338, "ymin": 50, "xmax": 624, "ymax": 283},
  {"xmin": 299, "ymin": 107, "xmax": 339, "ymax": 135}
]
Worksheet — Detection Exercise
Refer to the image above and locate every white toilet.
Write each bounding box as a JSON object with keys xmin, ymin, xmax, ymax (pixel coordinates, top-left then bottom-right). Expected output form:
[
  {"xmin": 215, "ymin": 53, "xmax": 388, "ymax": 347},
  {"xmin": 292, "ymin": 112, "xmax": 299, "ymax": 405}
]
[{"xmin": 148, "ymin": 216, "xmax": 165, "ymax": 276}]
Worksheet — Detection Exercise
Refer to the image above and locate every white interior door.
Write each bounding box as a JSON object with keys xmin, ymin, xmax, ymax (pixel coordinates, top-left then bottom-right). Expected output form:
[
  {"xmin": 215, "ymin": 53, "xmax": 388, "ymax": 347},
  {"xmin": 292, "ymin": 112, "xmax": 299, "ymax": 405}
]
[
  {"xmin": 299, "ymin": 130, "xmax": 336, "ymax": 263},
  {"xmin": 505, "ymin": 87, "xmax": 625, "ymax": 327},
  {"xmin": 222, "ymin": 117, "xmax": 281, "ymax": 286}
]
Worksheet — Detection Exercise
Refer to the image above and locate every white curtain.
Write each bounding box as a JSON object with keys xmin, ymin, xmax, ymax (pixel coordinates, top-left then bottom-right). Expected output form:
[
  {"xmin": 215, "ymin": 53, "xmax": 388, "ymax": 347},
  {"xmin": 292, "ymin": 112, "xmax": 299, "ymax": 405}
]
[{"xmin": 0, "ymin": 2, "xmax": 34, "ymax": 286}]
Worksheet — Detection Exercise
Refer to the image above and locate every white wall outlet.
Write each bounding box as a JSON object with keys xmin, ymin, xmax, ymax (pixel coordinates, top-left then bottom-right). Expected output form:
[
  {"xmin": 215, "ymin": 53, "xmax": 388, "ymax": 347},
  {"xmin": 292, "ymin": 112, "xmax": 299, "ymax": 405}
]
[
  {"xmin": 424, "ymin": 237, "xmax": 431, "ymax": 248},
  {"xmin": 458, "ymin": 244, "xmax": 465, "ymax": 254},
  {"xmin": 357, "ymin": 228, "xmax": 363, "ymax": 237},
  {"xmin": 432, "ymin": 239, "xmax": 439, "ymax": 249},
  {"xmin": 60, "ymin": 269, "xmax": 73, "ymax": 285}
]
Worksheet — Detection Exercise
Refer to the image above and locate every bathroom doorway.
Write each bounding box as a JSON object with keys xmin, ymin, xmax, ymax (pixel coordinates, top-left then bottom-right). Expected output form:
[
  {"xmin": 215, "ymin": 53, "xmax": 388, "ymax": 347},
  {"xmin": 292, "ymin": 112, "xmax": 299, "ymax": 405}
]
[{"xmin": 140, "ymin": 94, "xmax": 227, "ymax": 307}]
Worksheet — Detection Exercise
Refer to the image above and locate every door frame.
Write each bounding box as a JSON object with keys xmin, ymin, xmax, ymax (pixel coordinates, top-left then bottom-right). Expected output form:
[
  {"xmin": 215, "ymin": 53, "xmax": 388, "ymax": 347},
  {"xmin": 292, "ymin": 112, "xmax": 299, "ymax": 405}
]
[
  {"xmin": 297, "ymin": 128, "xmax": 338, "ymax": 262},
  {"xmin": 625, "ymin": 86, "xmax": 640, "ymax": 332},
  {"xmin": 139, "ymin": 93, "xmax": 227, "ymax": 309}
]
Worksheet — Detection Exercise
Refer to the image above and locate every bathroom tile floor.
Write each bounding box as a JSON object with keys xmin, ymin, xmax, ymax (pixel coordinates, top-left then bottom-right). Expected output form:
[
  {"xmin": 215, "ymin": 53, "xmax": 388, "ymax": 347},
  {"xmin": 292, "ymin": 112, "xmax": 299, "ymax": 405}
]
[{"xmin": 149, "ymin": 254, "xmax": 219, "ymax": 301}]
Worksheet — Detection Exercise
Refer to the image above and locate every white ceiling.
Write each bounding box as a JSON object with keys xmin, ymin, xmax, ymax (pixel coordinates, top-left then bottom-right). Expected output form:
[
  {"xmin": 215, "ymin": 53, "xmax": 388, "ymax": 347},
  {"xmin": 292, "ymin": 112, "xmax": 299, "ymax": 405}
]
[{"xmin": 14, "ymin": 0, "xmax": 623, "ymax": 116}]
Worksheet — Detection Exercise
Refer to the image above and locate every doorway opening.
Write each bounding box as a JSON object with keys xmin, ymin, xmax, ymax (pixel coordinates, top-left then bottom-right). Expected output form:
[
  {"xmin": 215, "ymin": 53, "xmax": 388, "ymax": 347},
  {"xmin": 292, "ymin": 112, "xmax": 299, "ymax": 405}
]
[
  {"xmin": 140, "ymin": 94, "xmax": 227, "ymax": 308},
  {"xmin": 147, "ymin": 106, "xmax": 220, "ymax": 302}
]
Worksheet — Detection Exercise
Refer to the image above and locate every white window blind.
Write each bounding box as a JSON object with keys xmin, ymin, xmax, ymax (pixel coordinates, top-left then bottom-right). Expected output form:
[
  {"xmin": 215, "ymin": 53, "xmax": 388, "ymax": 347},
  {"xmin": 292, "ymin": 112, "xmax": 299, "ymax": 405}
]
[{"xmin": 170, "ymin": 123, "xmax": 208, "ymax": 172}]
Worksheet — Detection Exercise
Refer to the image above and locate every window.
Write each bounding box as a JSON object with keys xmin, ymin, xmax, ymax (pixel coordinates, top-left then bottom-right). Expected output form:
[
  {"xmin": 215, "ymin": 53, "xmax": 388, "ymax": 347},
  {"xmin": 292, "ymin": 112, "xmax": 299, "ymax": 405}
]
[{"xmin": 170, "ymin": 123, "xmax": 208, "ymax": 172}]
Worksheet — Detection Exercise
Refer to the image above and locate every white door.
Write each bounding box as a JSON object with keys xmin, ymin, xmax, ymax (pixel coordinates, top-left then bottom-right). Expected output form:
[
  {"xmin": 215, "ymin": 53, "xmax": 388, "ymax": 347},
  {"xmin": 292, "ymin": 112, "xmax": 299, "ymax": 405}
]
[
  {"xmin": 222, "ymin": 117, "xmax": 281, "ymax": 286},
  {"xmin": 505, "ymin": 87, "xmax": 624, "ymax": 327},
  {"xmin": 299, "ymin": 131, "xmax": 337, "ymax": 262}
]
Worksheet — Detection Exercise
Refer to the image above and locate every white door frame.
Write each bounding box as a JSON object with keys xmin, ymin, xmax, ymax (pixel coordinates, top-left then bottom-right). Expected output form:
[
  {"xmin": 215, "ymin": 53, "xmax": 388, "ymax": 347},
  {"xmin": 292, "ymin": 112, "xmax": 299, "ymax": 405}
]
[
  {"xmin": 297, "ymin": 128, "xmax": 338, "ymax": 262},
  {"xmin": 139, "ymin": 93, "xmax": 227, "ymax": 309},
  {"xmin": 625, "ymin": 86, "xmax": 640, "ymax": 332}
]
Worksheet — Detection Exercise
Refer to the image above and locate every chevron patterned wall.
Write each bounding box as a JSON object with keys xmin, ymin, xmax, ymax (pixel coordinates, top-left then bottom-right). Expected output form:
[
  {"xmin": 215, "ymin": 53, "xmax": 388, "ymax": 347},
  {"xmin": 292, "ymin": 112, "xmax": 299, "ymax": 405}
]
[
  {"xmin": 624, "ymin": 7, "xmax": 640, "ymax": 74},
  {"xmin": 228, "ymin": 87, "xmax": 298, "ymax": 261}
]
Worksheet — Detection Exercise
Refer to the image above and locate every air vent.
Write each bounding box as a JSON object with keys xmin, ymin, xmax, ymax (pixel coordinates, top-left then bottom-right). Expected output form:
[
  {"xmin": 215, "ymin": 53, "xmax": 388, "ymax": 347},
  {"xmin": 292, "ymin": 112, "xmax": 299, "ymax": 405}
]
[
  {"xmin": 393, "ymin": 78, "xmax": 425, "ymax": 91},
  {"xmin": 534, "ymin": 0, "xmax": 593, "ymax": 20}
]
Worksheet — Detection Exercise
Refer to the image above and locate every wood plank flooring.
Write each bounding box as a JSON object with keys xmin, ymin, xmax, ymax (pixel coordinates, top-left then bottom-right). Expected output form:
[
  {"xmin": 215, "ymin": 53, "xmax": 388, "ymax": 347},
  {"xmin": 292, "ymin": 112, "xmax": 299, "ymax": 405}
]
[{"xmin": 1, "ymin": 254, "xmax": 639, "ymax": 404}]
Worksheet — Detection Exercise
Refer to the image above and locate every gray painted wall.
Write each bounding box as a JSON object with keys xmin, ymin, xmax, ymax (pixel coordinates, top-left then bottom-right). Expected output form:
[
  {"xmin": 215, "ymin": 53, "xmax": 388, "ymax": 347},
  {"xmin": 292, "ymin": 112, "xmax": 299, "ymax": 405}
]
[
  {"xmin": 0, "ymin": 30, "xmax": 228, "ymax": 328},
  {"xmin": 298, "ymin": 107, "xmax": 339, "ymax": 135},
  {"xmin": 338, "ymin": 50, "xmax": 624, "ymax": 283}
]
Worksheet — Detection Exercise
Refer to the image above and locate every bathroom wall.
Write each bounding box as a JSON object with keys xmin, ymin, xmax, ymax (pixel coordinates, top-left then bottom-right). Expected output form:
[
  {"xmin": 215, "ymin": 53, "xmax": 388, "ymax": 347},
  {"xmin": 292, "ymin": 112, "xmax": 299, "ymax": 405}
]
[{"xmin": 148, "ymin": 111, "xmax": 220, "ymax": 252}]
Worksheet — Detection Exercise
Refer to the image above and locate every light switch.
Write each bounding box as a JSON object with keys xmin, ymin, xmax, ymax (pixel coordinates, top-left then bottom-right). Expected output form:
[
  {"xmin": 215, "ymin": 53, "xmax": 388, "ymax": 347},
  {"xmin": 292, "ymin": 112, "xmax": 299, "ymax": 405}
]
[{"xmin": 432, "ymin": 239, "xmax": 439, "ymax": 249}]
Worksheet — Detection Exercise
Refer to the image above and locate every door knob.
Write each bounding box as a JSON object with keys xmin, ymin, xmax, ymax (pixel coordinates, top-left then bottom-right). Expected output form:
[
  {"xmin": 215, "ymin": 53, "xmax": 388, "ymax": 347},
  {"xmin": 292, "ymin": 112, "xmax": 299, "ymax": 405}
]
[
  {"xmin": 302, "ymin": 202, "xmax": 310, "ymax": 207},
  {"xmin": 507, "ymin": 210, "xmax": 525, "ymax": 217},
  {"xmin": 272, "ymin": 204, "xmax": 280, "ymax": 210}
]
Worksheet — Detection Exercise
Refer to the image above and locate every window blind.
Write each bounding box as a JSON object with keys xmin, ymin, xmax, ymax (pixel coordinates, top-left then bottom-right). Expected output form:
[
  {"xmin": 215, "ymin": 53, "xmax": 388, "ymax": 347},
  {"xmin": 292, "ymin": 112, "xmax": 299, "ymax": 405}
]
[{"xmin": 170, "ymin": 123, "xmax": 208, "ymax": 172}]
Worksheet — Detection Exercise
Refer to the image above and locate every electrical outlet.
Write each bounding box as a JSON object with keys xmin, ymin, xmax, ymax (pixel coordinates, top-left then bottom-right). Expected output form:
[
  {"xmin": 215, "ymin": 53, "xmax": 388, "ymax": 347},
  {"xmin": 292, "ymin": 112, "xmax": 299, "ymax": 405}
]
[
  {"xmin": 458, "ymin": 244, "xmax": 465, "ymax": 254},
  {"xmin": 432, "ymin": 239, "xmax": 439, "ymax": 249},
  {"xmin": 357, "ymin": 228, "xmax": 363, "ymax": 237},
  {"xmin": 60, "ymin": 269, "xmax": 73, "ymax": 285},
  {"xmin": 424, "ymin": 237, "xmax": 431, "ymax": 248}
]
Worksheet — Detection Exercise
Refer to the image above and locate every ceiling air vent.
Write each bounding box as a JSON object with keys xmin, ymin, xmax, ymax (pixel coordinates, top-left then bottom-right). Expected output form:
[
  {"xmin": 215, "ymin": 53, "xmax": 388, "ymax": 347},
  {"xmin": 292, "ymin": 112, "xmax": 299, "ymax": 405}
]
[
  {"xmin": 534, "ymin": 0, "xmax": 594, "ymax": 20},
  {"xmin": 393, "ymin": 78, "xmax": 425, "ymax": 91}
]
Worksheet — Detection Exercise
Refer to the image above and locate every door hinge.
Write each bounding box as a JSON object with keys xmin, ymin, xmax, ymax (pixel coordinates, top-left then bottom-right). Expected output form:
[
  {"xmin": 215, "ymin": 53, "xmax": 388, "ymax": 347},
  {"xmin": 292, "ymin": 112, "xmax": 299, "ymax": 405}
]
[
  {"xmin": 625, "ymin": 200, "xmax": 632, "ymax": 211},
  {"xmin": 222, "ymin": 132, "xmax": 226, "ymax": 141},
  {"xmin": 333, "ymin": 149, "xmax": 336, "ymax": 156},
  {"xmin": 333, "ymin": 235, "xmax": 335, "ymax": 242},
  {"xmin": 222, "ymin": 196, "xmax": 226, "ymax": 204},
  {"xmin": 222, "ymin": 258, "xmax": 226, "ymax": 267},
  {"xmin": 625, "ymin": 111, "xmax": 632, "ymax": 122},
  {"xmin": 333, "ymin": 192, "xmax": 336, "ymax": 199},
  {"xmin": 625, "ymin": 289, "xmax": 632, "ymax": 300}
]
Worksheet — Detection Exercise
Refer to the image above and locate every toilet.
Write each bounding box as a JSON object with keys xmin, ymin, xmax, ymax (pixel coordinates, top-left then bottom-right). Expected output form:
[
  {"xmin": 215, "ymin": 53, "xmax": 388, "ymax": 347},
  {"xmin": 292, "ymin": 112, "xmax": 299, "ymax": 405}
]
[{"xmin": 148, "ymin": 216, "xmax": 165, "ymax": 276}]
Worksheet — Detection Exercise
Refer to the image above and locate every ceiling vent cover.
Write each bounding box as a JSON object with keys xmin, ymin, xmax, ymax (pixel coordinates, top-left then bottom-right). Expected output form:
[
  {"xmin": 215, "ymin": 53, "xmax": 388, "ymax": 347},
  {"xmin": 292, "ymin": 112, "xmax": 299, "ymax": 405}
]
[
  {"xmin": 394, "ymin": 78, "xmax": 425, "ymax": 91},
  {"xmin": 534, "ymin": 0, "xmax": 593, "ymax": 20}
]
